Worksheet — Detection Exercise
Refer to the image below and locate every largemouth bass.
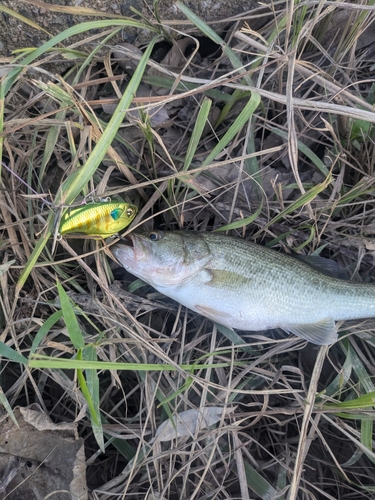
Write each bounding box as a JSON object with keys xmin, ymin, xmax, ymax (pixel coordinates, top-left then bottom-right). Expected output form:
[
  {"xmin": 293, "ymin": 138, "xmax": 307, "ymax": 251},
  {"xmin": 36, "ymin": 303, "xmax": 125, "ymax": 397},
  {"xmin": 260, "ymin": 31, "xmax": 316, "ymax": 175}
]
[{"xmin": 112, "ymin": 231, "xmax": 375, "ymax": 345}]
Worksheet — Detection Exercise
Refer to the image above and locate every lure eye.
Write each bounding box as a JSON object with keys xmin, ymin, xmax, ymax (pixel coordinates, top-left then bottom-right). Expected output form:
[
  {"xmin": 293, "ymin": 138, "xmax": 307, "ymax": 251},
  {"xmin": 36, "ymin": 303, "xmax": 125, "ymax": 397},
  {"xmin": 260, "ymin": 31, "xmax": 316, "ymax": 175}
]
[
  {"xmin": 126, "ymin": 206, "xmax": 135, "ymax": 217},
  {"xmin": 149, "ymin": 231, "xmax": 163, "ymax": 241}
]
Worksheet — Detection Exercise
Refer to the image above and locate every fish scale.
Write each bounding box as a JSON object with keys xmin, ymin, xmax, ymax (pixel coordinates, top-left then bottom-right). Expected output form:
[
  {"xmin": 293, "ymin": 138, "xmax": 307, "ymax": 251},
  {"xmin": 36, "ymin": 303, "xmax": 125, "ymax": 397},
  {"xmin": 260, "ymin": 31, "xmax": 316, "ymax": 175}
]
[{"xmin": 112, "ymin": 231, "xmax": 375, "ymax": 345}]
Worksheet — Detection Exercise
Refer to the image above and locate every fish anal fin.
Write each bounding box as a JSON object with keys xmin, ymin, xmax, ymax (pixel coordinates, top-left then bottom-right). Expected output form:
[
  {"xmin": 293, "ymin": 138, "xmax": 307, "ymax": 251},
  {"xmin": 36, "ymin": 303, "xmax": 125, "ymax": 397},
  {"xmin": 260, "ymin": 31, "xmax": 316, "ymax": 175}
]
[{"xmin": 284, "ymin": 318, "xmax": 338, "ymax": 345}]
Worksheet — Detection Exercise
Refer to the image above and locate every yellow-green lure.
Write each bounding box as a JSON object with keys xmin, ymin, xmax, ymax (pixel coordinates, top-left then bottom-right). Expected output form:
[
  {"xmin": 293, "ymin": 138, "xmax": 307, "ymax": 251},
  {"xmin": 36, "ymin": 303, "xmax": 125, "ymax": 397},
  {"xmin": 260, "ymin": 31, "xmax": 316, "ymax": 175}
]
[{"xmin": 59, "ymin": 201, "xmax": 137, "ymax": 236}]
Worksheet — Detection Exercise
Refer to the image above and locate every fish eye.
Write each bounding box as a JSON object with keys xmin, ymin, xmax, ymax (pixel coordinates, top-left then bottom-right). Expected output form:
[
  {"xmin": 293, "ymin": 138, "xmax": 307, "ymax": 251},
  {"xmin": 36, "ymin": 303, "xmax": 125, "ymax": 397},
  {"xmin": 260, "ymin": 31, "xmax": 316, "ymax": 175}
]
[
  {"xmin": 126, "ymin": 206, "xmax": 135, "ymax": 217},
  {"xmin": 149, "ymin": 231, "xmax": 163, "ymax": 241}
]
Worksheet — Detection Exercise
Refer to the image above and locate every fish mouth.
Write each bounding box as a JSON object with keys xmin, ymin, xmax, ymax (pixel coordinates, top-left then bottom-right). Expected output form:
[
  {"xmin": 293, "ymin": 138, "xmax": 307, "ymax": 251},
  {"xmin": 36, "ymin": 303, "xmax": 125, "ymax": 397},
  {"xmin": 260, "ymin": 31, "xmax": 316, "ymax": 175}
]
[
  {"xmin": 116, "ymin": 234, "xmax": 135, "ymax": 247},
  {"xmin": 110, "ymin": 235, "xmax": 134, "ymax": 263},
  {"xmin": 111, "ymin": 233, "xmax": 148, "ymax": 263}
]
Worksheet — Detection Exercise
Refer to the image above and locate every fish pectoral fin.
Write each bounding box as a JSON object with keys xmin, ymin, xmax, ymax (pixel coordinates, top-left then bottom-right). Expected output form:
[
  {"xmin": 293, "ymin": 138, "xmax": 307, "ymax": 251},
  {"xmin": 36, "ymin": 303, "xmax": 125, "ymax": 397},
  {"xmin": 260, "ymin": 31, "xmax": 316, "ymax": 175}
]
[
  {"xmin": 204, "ymin": 268, "xmax": 252, "ymax": 287},
  {"xmin": 284, "ymin": 318, "xmax": 338, "ymax": 345},
  {"xmin": 195, "ymin": 305, "xmax": 233, "ymax": 322}
]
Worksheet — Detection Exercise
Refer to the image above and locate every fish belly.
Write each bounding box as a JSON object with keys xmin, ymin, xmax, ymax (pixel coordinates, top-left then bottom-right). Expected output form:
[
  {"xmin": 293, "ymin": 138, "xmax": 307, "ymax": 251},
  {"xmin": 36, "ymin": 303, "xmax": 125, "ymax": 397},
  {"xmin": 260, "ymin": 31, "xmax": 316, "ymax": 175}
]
[
  {"xmin": 154, "ymin": 268, "xmax": 375, "ymax": 332},
  {"xmin": 153, "ymin": 270, "xmax": 310, "ymax": 331}
]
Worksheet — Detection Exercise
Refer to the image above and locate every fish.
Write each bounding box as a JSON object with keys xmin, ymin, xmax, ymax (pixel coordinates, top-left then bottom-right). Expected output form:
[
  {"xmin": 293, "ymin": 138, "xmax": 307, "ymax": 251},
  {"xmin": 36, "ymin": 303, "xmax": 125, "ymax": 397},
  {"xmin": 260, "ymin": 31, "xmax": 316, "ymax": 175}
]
[
  {"xmin": 111, "ymin": 230, "xmax": 375, "ymax": 345},
  {"xmin": 59, "ymin": 201, "xmax": 137, "ymax": 236}
]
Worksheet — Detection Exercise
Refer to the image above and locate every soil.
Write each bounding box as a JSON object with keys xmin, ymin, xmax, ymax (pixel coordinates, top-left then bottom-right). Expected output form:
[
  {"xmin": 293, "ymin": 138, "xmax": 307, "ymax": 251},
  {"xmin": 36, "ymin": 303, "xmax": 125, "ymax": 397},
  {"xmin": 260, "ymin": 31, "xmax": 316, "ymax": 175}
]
[{"xmin": 0, "ymin": 0, "xmax": 258, "ymax": 57}]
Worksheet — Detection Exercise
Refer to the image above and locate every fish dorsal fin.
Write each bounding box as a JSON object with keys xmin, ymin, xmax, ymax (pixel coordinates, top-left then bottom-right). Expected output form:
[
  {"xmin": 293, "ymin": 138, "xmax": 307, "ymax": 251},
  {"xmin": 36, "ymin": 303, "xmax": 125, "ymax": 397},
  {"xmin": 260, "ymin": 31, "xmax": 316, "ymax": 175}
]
[
  {"xmin": 295, "ymin": 254, "xmax": 350, "ymax": 280},
  {"xmin": 284, "ymin": 318, "xmax": 338, "ymax": 345}
]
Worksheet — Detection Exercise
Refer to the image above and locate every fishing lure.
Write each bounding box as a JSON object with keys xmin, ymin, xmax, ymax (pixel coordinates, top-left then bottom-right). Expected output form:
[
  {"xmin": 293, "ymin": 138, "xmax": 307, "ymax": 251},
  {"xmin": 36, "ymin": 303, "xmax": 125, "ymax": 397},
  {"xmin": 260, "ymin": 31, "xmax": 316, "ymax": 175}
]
[{"xmin": 59, "ymin": 201, "xmax": 137, "ymax": 236}]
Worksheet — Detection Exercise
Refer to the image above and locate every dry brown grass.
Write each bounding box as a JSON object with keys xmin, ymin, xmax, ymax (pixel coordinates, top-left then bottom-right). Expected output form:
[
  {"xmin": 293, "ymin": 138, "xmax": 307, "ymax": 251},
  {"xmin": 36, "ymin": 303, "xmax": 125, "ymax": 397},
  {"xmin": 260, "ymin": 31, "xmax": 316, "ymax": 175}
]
[{"xmin": 1, "ymin": 1, "xmax": 375, "ymax": 499}]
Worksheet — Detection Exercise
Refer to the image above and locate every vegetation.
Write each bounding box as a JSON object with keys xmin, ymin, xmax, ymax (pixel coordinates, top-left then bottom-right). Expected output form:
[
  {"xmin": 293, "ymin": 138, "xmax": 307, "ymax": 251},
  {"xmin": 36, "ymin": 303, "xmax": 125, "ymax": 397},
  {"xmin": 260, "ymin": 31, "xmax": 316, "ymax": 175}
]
[{"xmin": 1, "ymin": 1, "xmax": 375, "ymax": 498}]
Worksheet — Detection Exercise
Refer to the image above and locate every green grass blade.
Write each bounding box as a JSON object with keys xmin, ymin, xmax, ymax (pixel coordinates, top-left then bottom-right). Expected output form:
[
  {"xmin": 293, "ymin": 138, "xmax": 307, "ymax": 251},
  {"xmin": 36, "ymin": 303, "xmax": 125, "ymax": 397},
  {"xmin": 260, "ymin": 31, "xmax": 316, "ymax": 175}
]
[
  {"xmin": 361, "ymin": 418, "xmax": 373, "ymax": 464},
  {"xmin": 28, "ymin": 357, "xmax": 242, "ymax": 372},
  {"xmin": 158, "ymin": 376, "xmax": 194, "ymax": 406},
  {"xmin": 16, "ymin": 36, "xmax": 157, "ymax": 291},
  {"xmin": 245, "ymin": 116, "xmax": 261, "ymax": 195},
  {"xmin": 346, "ymin": 342, "xmax": 375, "ymax": 395},
  {"xmin": 342, "ymin": 340, "xmax": 375, "ymax": 464},
  {"xmin": 214, "ymin": 200, "xmax": 263, "ymax": 232},
  {"xmin": 202, "ymin": 92, "xmax": 261, "ymax": 168},
  {"xmin": 0, "ymin": 342, "xmax": 28, "ymax": 365},
  {"xmin": 293, "ymin": 225, "xmax": 315, "ymax": 252},
  {"xmin": 0, "ymin": 387, "xmax": 19, "ymax": 427},
  {"xmin": 323, "ymin": 341, "xmax": 353, "ymax": 398},
  {"xmin": 270, "ymin": 127, "xmax": 329, "ymax": 177},
  {"xmin": 215, "ymin": 323, "xmax": 247, "ymax": 346},
  {"xmin": 216, "ymin": 90, "xmax": 250, "ymax": 128},
  {"xmin": 256, "ymin": 173, "xmax": 332, "ymax": 235},
  {"xmin": 183, "ymin": 97, "xmax": 212, "ymax": 170},
  {"xmin": 244, "ymin": 460, "xmax": 279, "ymax": 500},
  {"xmin": 0, "ymin": 84, "xmax": 4, "ymax": 175},
  {"xmin": 1, "ymin": 19, "xmax": 154, "ymax": 96},
  {"xmin": 176, "ymin": 1, "xmax": 253, "ymax": 85},
  {"xmin": 215, "ymin": 324, "xmax": 258, "ymax": 355},
  {"xmin": 176, "ymin": 0, "xmax": 261, "ymax": 196},
  {"xmin": 56, "ymin": 35, "xmax": 157, "ymax": 205},
  {"xmin": 76, "ymin": 357, "xmax": 103, "ymax": 452},
  {"xmin": 83, "ymin": 345, "xmax": 104, "ymax": 452},
  {"xmin": 324, "ymin": 391, "xmax": 375, "ymax": 409},
  {"xmin": 30, "ymin": 310, "xmax": 64, "ymax": 355},
  {"xmin": 56, "ymin": 280, "xmax": 85, "ymax": 350},
  {"xmin": 16, "ymin": 220, "xmax": 54, "ymax": 293}
]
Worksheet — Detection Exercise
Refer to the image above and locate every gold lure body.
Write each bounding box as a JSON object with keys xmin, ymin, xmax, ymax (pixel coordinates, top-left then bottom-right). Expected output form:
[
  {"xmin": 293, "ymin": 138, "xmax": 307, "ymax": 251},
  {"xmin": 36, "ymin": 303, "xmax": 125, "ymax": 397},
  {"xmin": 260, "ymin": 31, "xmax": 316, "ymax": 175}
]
[{"xmin": 59, "ymin": 202, "xmax": 137, "ymax": 236}]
